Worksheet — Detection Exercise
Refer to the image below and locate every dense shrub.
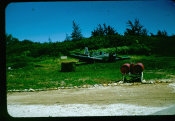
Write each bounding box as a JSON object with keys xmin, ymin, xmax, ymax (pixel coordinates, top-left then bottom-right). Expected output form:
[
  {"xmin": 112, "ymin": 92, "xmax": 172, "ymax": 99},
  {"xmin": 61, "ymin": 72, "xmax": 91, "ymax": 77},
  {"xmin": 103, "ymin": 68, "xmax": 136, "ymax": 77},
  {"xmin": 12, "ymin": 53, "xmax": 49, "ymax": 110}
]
[{"xmin": 88, "ymin": 45, "xmax": 151, "ymax": 56}]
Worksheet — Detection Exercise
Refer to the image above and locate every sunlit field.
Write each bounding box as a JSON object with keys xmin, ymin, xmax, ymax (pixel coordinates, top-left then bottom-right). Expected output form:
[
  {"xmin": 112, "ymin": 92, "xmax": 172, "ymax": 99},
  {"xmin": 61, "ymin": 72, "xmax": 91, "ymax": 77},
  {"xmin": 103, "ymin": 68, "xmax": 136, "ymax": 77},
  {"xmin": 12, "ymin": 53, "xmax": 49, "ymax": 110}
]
[{"xmin": 6, "ymin": 55, "xmax": 175, "ymax": 90}]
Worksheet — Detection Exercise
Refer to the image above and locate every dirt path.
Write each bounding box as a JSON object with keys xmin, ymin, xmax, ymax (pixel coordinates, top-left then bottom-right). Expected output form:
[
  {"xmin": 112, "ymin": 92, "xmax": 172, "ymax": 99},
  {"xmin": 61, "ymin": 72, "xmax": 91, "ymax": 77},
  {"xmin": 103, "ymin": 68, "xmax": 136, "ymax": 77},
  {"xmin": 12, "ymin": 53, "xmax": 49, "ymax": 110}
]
[{"xmin": 7, "ymin": 83, "xmax": 175, "ymax": 107}]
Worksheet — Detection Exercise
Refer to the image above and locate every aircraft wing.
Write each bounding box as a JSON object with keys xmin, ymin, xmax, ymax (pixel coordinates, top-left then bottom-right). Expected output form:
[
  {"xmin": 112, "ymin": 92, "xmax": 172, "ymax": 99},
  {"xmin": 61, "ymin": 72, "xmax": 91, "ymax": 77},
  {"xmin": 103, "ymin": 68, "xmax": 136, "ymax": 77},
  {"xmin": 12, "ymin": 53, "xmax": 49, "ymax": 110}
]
[
  {"xmin": 115, "ymin": 57, "xmax": 131, "ymax": 60},
  {"xmin": 70, "ymin": 53, "xmax": 130, "ymax": 62},
  {"xmin": 70, "ymin": 54, "xmax": 104, "ymax": 62}
]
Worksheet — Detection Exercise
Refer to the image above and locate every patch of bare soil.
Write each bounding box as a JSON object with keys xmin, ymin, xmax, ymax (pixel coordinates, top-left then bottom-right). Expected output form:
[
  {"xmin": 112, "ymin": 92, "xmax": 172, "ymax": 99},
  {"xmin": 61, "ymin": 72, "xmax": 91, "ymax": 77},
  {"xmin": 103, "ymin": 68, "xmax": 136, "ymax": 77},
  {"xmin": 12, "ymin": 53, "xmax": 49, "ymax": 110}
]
[{"xmin": 7, "ymin": 83, "xmax": 175, "ymax": 107}]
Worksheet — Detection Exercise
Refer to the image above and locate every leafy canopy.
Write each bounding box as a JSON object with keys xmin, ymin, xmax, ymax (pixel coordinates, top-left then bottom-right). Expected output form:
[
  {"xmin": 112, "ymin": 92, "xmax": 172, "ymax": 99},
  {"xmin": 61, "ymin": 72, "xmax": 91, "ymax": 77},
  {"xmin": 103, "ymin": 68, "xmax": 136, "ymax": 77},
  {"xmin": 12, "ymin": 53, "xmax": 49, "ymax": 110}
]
[
  {"xmin": 124, "ymin": 19, "xmax": 148, "ymax": 36},
  {"xmin": 91, "ymin": 23, "xmax": 118, "ymax": 37}
]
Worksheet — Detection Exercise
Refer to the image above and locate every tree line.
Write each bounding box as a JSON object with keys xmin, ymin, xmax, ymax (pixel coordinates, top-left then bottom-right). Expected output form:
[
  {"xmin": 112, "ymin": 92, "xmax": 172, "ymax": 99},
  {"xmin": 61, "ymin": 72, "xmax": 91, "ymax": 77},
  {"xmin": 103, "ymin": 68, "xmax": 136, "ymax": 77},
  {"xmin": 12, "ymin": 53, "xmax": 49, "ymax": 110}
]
[
  {"xmin": 6, "ymin": 19, "xmax": 175, "ymax": 69},
  {"xmin": 65, "ymin": 19, "xmax": 171, "ymax": 41}
]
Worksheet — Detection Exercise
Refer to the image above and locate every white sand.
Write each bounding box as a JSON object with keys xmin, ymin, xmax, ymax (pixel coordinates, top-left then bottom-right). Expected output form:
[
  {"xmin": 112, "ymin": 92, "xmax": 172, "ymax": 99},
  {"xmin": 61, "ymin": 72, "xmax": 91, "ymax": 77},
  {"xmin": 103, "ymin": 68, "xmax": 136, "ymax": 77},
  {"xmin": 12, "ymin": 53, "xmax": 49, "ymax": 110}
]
[
  {"xmin": 7, "ymin": 104, "xmax": 168, "ymax": 117},
  {"xmin": 169, "ymin": 83, "xmax": 175, "ymax": 92}
]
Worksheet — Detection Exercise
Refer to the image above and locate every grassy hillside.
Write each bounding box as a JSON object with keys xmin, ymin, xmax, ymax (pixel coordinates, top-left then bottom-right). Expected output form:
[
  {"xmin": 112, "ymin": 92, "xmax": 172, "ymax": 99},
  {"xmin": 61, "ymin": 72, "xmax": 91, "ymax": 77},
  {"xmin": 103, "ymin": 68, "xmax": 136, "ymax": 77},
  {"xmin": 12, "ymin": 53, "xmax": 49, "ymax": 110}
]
[{"xmin": 7, "ymin": 55, "xmax": 175, "ymax": 90}]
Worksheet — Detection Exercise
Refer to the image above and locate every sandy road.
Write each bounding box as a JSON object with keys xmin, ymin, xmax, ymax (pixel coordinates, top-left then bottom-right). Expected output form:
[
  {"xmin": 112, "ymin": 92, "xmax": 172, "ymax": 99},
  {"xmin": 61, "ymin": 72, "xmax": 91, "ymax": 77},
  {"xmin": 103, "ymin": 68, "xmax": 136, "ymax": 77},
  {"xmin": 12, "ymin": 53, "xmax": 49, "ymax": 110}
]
[
  {"xmin": 7, "ymin": 83, "xmax": 175, "ymax": 106},
  {"xmin": 7, "ymin": 83, "xmax": 175, "ymax": 116}
]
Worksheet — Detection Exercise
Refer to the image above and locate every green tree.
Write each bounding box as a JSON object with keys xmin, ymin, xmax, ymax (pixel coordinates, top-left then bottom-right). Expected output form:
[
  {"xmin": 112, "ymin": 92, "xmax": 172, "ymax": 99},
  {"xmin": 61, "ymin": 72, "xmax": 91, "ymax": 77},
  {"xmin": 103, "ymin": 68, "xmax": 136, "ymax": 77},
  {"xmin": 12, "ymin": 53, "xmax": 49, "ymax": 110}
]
[
  {"xmin": 6, "ymin": 34, "xmax": 19, "ymax": 45},
  {"xmin": 103, "ymin": 23, "xmax": 117, "ymax": 35},
  {"xmin": 64, "ymin": 33, "xmax": 71, "ymax": 41},
  {"xmin": 141, "ymin": 28, "xmax": 148, "ymax": 36},
  {"xmin": 71, "ymin": 20, "xmax": 83, "ymax": 41},
  {"xmin": 157, "ymin": 30, "xmax": 167, "ymax": 37},
  {"xmin": 124, "ymin": 19, "xmax": 148, "ymax": 36},
  {"xmin": 91, "ymin": 23, "xmax": 118, "ymax": 37},
  {"xmin": 48, "ymin": 37, "xmax": 52, "ymax": 43}
]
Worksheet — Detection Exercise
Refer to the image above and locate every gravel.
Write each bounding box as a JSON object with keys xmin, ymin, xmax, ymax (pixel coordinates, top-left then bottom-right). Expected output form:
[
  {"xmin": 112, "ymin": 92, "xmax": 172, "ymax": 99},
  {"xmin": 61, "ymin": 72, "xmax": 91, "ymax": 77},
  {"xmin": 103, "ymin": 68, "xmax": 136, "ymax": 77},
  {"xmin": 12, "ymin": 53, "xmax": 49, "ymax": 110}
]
[{"xmin": 7, "ymin": 104, "xmax": 168, "ymax": 117}]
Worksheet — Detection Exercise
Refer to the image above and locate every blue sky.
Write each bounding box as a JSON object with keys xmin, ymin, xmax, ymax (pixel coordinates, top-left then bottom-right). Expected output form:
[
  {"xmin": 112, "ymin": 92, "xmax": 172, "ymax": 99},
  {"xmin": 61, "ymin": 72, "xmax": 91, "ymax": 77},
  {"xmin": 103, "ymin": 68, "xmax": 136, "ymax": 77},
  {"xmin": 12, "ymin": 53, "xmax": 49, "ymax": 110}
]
[{"xmin": 5, "ymin": 0, "xmax": 175, "ymax": 43}]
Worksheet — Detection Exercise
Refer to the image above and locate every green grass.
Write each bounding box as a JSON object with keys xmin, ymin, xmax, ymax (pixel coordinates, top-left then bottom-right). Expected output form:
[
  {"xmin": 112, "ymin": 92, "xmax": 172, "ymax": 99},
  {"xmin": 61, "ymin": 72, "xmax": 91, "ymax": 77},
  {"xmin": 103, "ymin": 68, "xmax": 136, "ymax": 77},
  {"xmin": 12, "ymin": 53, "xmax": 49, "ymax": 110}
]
[{"xmin": 6, "ymin": 55, "xmax": 175, "ymax": 90}]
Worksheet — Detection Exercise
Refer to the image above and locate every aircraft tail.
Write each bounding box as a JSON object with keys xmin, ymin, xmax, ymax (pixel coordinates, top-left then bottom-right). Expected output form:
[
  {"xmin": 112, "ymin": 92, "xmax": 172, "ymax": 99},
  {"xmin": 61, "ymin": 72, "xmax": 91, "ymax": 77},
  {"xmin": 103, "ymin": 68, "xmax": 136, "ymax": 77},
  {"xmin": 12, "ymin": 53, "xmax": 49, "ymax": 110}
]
[{"xmin": 84, "ymin": 47, "xmax": 89, "ymax": 55}]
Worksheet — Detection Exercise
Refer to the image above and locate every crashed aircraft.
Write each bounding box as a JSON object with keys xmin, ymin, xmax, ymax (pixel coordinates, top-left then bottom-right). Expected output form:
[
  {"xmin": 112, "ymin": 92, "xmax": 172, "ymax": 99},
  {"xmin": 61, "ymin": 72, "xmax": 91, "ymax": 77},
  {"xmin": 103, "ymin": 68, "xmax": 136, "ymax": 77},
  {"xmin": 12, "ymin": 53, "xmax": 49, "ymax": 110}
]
[{"xmin": 70, "ymin": 47, "xmax": 130, "ymax": 63}]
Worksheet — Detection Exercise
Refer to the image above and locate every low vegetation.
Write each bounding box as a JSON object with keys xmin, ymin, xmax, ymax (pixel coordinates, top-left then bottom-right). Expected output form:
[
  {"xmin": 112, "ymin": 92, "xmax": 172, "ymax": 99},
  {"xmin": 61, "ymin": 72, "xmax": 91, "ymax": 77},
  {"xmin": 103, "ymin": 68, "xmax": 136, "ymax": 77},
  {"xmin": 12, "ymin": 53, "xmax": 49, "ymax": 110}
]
[{"xmin": 7, "ymin": 55, "xmax": 175, "ymax": 90}]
